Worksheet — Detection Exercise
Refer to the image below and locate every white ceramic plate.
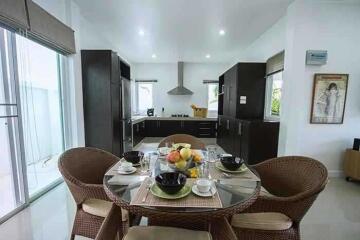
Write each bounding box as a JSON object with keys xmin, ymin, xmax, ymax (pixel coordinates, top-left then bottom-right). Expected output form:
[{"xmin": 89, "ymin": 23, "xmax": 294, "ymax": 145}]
[
  {"xmin": 192, "ymin": 185, "xmax": 217, "ymax": 197},
  {"xmin": 116, "ymin": 166, "xmax": 137, "ymax": 175}
]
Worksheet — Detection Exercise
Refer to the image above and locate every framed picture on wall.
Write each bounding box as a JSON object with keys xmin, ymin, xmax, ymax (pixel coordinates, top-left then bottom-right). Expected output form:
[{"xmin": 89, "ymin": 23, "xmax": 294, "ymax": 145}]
[{"xmin": 310, "ymin": 73, "xmax": 349, "ymax": 124}]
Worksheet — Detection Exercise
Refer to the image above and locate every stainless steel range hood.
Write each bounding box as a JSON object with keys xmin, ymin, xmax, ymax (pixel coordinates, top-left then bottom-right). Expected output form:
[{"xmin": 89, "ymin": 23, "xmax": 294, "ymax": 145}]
[{"xmin": 167, "ymin": 62, "xmax": 193, "ymax": 95}]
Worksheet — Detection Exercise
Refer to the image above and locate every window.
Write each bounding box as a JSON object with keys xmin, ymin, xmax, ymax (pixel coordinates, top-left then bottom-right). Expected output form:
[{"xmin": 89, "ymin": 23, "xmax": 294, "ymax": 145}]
[
  {"xmin": 0, "ymin": 24, "xmax": 70, "ymax": 223},
  {"xmin": 16, "ymin": 35, "xmax": 65, "ymax": 197},
  {"xmin": 265, "ymin": 71, "xmax": 283, "ymax": 119},
  {"xmin": 207, "ymin": 83, "xmax": 219, "ymax": 112},
  {"xmin": 135, "ymin": 82, "xmax": 153, "ymax": 114}
]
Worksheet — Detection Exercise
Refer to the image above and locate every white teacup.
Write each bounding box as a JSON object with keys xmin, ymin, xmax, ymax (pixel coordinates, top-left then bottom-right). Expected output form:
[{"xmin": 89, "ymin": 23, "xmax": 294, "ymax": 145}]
[
  {"xmin": 196, "ymin": 179, "xmax": 212, "ymax": 193},
  {"xmin": 119, "ymin": 161, "xmax": 133, "ymax": 171}
]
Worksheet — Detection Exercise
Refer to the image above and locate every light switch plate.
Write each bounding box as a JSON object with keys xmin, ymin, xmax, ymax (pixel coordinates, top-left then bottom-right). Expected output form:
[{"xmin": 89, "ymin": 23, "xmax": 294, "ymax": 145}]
[{"xmin": 240, "ymin": 96, "xmax": 247, "ymax": 104}]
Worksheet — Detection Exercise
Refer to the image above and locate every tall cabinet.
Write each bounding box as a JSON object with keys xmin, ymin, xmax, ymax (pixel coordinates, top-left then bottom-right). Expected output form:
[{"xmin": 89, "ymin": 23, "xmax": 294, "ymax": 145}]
[
  {"xmin": 81, "ymin": 50, "xmax": 125, "ymax": 157},
  {"xmin": 217, "ymin": 63, "xmax": 280, "ymax": 165}
]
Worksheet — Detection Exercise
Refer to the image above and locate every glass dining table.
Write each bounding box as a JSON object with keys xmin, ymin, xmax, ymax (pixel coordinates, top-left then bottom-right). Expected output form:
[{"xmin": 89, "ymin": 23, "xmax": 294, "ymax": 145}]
[{"xmin": 103, "ymin": 151, "xmax": 261, "ymax": 227}]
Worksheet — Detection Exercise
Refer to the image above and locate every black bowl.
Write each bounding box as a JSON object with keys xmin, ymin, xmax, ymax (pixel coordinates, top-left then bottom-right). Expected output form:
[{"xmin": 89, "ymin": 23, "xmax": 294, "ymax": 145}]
[
  {"xmin": 155, "ymin": 172, "xmax": 187, "ymax": 195},
  {"xmin": 123, "ymin": 151, "xmax": 144, "ymax": 164},
  {"xmin": 220, "ymin": 156, "xmax": 244, "ymax": 171}
]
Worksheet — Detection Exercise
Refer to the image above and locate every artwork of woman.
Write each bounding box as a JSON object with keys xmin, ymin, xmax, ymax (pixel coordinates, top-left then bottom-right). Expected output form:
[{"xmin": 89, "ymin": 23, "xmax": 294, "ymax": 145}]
[
  {"xmin": 310, "ymin": 74, "xmax": 348, "ymax": 124},
  {"xmin": 316, "ymin": 83, "xmax": 341, "ymax": 122}
]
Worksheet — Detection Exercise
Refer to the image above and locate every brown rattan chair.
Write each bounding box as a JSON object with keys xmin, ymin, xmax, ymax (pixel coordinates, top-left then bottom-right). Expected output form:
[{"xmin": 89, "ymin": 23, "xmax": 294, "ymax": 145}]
[
  {"xmin": 58, "ymin": 147, "xmax": 124, "ymax": 240},
  {"xmin": 158, "ymin": 134, "xmax": 206, "ymax": 150},
  {"xmin": 95, "ymin": 204, "xmax": 123, "ymax": 240},
  {"xmin": 230, "ymin": 156, "xmax": 328, "ymax": 240},
  {"xmin": 95, "ymin": 204, "xmax": 227, "ymax": 240}
]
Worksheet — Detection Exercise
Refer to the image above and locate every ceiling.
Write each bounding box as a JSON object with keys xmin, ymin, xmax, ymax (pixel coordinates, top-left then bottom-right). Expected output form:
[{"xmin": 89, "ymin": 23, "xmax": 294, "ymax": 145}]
[{"xmin": 74, "ymin": 0, "xmax": 293, "ymax": 63}]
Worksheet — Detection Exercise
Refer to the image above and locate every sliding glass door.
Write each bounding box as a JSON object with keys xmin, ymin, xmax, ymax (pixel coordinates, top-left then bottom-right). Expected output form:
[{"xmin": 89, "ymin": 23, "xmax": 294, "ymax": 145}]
[
  {"xmin": 0, "ymin": 27, "xmax": 26, "ymax": 220},
  {"xmin": 15, "ymin": 35, "xmax": 64, "ymax": 197},
  {"xmin": 0, "ymin": 24, "xmax": 67, "ymax": 222}
]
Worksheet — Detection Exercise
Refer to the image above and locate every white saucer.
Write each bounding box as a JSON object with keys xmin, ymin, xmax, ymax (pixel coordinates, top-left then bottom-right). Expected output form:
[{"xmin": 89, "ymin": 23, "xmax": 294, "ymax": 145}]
[
  {"xmin": 192, "ymin": 185, "xmax": 217, "ymax": 197},
  {"xmin": 117, "ymin": 166, "xmax": 137, "ymax": 175}
]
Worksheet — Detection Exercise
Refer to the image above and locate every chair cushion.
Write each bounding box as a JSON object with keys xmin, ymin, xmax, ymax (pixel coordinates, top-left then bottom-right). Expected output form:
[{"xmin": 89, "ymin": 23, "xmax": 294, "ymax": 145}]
[
  {"xmin": 123, "ymin": 226, "xmax": 212, "ymax": 240},
  {"xmin": 82, "ymin": 199, "xmax": 128, "ymax": 221},
  {"xmin": 231, "ymin": 212, "xmax": 292, "ymax": 231}
]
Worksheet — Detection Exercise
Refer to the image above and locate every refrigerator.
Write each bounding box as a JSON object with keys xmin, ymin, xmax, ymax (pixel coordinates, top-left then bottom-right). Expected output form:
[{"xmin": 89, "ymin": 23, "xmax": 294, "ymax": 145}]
[{"xmin": 121, "ymin": 76, "xmax": 132, "ymax": 152}]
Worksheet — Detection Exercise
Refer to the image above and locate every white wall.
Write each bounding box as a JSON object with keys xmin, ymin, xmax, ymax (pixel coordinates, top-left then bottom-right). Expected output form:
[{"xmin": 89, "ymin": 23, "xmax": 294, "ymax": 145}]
[
  {"xmin": 234, "ymin": 16, "xmax": 287, "ymax": 63},
  {"xmin": 132, "ymin": 63, "xmax": 229, "ymax": 116},
  {"xmin": 280, "ymin": 0, "xmax": 360, "ymax": 175},
  {"xmin": 234, "ymin": 0, "xmax": 360, "ymax": 175},
  {"xmin": 33, "ymin": 0, "xmax": 121, "ymax": 147}
]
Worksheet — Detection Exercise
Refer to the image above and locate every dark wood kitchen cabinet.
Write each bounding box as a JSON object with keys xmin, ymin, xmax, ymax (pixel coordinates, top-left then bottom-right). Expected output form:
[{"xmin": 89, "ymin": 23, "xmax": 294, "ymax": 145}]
[
  {"xmin": 217, "ymin": 62, "xmax": 279, "ymax": 164},
  {"xmin": 82, "ymin": 50, "xmax": 123, "ymax": 157},
  {"xmin": 133, "ymin": 121, "xmax": 146, "ymax": 147},
  {"xmin": 217, "ymin": 116, "xmax": 279, "ymax": 165},
  {"xmin": 221, "ymin": 63, "xmax": 266, "ymax": 119},
  {"xmin": 141, "ymin": 120, "xmax": 216, "ymax": 139}
]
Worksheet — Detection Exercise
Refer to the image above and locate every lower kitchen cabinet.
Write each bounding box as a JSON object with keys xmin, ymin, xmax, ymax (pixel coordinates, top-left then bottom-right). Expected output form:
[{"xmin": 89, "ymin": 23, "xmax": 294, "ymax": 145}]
[
  {"xmin": 135, "ymin": 120, "xmax": 217, "ymax": 142},
  {"xmin": 217, "ymin": 115, "xmax": 279, "ymax": 165}
]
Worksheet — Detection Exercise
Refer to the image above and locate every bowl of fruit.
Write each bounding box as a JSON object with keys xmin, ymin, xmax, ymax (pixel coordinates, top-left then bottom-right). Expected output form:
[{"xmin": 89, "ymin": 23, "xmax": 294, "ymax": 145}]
[{"xmin": 166, "ymin": 145, "xmax": 203, "ymax": 174}]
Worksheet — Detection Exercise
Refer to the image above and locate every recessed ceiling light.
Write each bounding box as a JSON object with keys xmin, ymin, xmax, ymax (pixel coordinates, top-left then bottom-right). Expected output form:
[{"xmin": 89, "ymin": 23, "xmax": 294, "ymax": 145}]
[
  {"xmin": 138, "ymin": 29, "xmax": 145, "ymax": 36},
  {"xmin": 205, "ymin": 54, "xmax": 211, "ymax": 59},
  {"xmin": 152, "ymin": 54, "xmax": 157, "ymax": 59},
  {"xmin": 219, "ymin": 29, "xmax": 226, "ymax": 36}
]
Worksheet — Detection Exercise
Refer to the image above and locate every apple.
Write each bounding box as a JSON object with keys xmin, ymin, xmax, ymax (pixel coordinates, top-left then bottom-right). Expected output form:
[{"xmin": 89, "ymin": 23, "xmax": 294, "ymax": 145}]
[
  {"xmin": 180, "ymin": 148, "xmax": 192, "ymax": 160},
  {"xmin": 175, "ymin": 160, "xmax": 187, "ymax": 170},
  {"xmin": 166, "ymin": 151, "xmax": 180, "ymax": 163}
]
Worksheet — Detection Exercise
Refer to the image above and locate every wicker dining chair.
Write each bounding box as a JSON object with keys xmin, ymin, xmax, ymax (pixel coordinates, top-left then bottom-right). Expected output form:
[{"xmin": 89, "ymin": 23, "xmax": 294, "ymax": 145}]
[
  {"xmin": 230, "ymin": 156, "xmax": 328, "ymax": 240},
  {"xmin": 158, "ymin": 134, "xmax": 206, "ymax": 150},
  {"xmin": 58, "ymin": 147, "xmax": 125, "ymax": 240},
  {"xmin": 95, "ymin": 204, "xmax": 219, "ymax": 240}
]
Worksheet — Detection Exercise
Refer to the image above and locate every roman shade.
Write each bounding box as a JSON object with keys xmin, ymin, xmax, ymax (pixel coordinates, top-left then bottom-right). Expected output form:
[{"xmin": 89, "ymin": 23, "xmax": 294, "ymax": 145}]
[
  {"xmin": 26, "ymin": 1, "xmax": 76, "ymax": 55},
  {"xmin": 266, "ymin": 51, "xmax": 284, "ymax": 76},
  {"xmin": 135, "ymin": 79, "xmax": 158, "ymax": 83},
  {"xmin": 0, "ymin": 0, "xmax": 29, "ymax": 30},
  {"xmin": 203, "ymin": 80, "xmax": 218, "ymax": 84}
]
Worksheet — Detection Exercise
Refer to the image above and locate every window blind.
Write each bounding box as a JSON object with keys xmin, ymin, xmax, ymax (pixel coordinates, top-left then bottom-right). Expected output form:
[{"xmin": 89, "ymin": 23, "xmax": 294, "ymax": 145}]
[
  {"xmin": 266, "ymin": 51, "xmax": 284, "ymax": 76},
  {"xmin": 0, "ymin": 0, "xmax": 29, "ymax": 31},
  {"xmin": 27, "ymin": 1, "xmax": 76, "ymax": 55},
  {"xmin": 203, "ymin": 80, "xmax": 218, "ymax": 84},
  {"xmin": 135, "ymin": 79, "xmax": 158, "ymax": 83}
]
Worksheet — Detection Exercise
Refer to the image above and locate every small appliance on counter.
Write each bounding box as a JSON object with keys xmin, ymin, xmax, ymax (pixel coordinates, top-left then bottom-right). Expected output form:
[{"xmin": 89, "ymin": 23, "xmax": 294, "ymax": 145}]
[{"xmin": 147, "ymin": 108, "xmax": 154, "ymax": 116}]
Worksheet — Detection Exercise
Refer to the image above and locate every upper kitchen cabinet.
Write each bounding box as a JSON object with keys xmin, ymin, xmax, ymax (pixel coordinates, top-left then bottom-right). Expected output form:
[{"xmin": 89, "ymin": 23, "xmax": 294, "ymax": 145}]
[
  {"xmin": 81, "ymin": 50, "xmax": 124, "ymax": 157},
  {"xmin": 221, "ymin": 63, "xmax": 266, "ymax": 119}
]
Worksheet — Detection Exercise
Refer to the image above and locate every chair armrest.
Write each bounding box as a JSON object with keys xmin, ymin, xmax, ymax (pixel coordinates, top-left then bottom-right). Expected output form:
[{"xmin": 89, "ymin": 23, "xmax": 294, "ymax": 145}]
[
  {"xmin": 95, "ymin": 204, "xmax": 123, "ymax": 240},
  {"xmin": 81, "ymin": 183, "xmax": 110, "ymax": 201},
  {"xmin": 210, "ymin": 217, "xmax": 237, "ymax": 240},
  {"xmin": 241, "ymin": 194, "xmax": 319, "ymax": 223}
]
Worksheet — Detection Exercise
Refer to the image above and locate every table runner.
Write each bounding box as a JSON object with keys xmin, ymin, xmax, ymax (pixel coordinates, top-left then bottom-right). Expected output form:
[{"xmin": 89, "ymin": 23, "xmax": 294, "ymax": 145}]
[{"xmin": 130, "ymin": 178, "xmax": 222, "ymax": 209}]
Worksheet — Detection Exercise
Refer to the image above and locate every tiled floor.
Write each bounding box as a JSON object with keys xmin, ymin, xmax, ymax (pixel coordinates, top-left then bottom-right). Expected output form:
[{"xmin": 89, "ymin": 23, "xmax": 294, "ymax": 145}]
[
  {"xmin": 0, "ymin": 138, "xmax": 359, "ymax": 240},
  {"xmin": 0, "ymin": 155, "xmax": 61, "ymax": 219}
]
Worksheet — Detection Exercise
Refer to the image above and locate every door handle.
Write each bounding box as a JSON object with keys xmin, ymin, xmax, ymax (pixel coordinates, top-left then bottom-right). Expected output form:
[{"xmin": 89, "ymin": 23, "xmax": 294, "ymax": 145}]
[
  {"xmin": 226, "ymin": 120, "xmax": 230, "ymax": 130},
  {"xmin": 238, "ymin": 122, "xmax": 242, "ymax": 135},
  {"xmin": 228, "ymin": 86, "xmax": 231, "ymax": 102}
]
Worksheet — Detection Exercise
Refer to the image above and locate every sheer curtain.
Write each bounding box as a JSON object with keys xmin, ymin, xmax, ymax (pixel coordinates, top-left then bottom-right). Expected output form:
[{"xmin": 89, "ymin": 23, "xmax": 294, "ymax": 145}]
[{"xmin": 16, "ymin": 34, "xmax": 64, "ymax": 196}]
